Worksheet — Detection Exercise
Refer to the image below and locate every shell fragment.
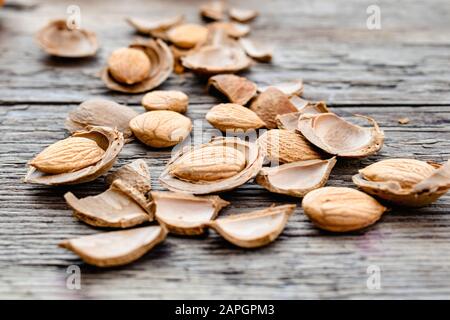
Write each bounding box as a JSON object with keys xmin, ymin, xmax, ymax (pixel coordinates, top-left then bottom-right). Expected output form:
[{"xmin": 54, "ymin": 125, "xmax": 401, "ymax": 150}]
[
  {"xmin": 208, "ymin": 204, "xmax": 295, "ymax": 248},
  {"xmin": 256, "ymin": 158, "xmax": 336, "ymax": 197},
  {"xmin": 59, "ymin": 226, "xmax": 167, "ymax": 267},
  {"xmin": 152, "ymin": 191, "xmax": 229, "ymax": 235}
]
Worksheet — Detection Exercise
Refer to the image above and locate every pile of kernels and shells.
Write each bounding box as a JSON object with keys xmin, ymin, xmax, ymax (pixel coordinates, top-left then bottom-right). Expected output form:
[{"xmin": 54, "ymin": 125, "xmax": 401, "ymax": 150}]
[{"xmin": 28, "ymin": 1, "xmax": 450, "ymax": 267}]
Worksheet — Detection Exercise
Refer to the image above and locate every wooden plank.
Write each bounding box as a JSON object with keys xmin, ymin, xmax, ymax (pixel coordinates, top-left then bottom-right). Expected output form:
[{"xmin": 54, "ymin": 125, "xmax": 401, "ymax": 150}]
[
  {"xmin": 1, "ymin": 104, "xmax": 450, "ymax": 298},
  {"xmin": 0, "ymin": 0, "xmax": 450, "ymax": 104},
  {"xmin": 1, "ymin": 0, "xmax": 450, "ymax": 299}
]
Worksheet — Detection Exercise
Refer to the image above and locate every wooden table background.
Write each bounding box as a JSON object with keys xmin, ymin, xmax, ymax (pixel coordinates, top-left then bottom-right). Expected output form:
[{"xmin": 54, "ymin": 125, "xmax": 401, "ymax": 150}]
[{"xmin": 1, "ymin": 0, "xmax": 450, "ymax": 299}]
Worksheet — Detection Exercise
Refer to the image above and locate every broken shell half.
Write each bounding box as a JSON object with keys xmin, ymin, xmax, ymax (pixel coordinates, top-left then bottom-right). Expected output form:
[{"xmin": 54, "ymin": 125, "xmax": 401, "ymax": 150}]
[
  {"xmin": 65, "ymin": 187, "xmax": 150, "ymax": 229},
  {"xmin": 200, "ymin": 1, "xmax": 226, "ymax": 21},
  {"xmin": 249, "ymin": 87, "xmax": 297, "ymax": 129},
  {"xmin": 59, "ymin": 226, "xmax": 167, "ymax": 267},
  {"xmin": 275, "ymin": 101, "xmax": 329, "ymax": 131},
  {"xmin": 25, "ymin": 126, "xmax": 124, "ymax": 185},
  {"xmin": 289, "ymin": 95, "xmax": 310, "ymax": 110},
  {"xmin": 256, "ymin": 158, "xmax": 336, "ymax": 197},
  {"xmin": 65, "ymin": 159, "xmax": 153, "ymax": 228},
  {"xmin": 229, "ymin": 8, "xmax": 258, "ymax": 23},
  {"xmin": 257, "ymin": 129, "xmax": 323, "ymax": 164},
  {"xmin": 101, "ymin": 39, "xmax": 173, "ymax": 93},
  {"xmin": 353, "ymin": 159, "xmax": 450, "ymax": 207},
  {"xmin": 275, "ymin": 112, "xmax": 301, "ymax": 131},
  {"xmin": 258, "ymin": 80, "xmax": 304, "ymax": 97},
  {"xmin": 297, "ymin": 101, "xmax": 329, "ymax": 114},
  {"xmin": 298, "ymin": 113, "xmax": 384, "ymax": 158},
  {"xmin": 239, "ymin": 38, "xmax": 272, "ymax": 62},
  {"xmin": 182, "ymin": 44, "xmax": 251, "ymax": 75},
  {"xmin": 302, "ymin": 187, "xmax": 387, "ymax": 232},
  {"xmin": 202, "ymin": 26, "xmax": 237, "ymax": 48},
  {"xmin": 207, "ymin": 74, "xmax": 257, "ymax": 105},
  {"xmin": 160, "ymin": 137, "xmax": 264, "ymax": 194},
  {"xmin": 125, "ymin": 15, "xmax": 184, "ymax": 38},
  {"xmin": 65, "ymin": 99, "xmax": 138, "ymax": 142},
  {"xmin": 105, "ymin": 159, "xmax": 154, "ymax": 215},
  {"xmin": 208, "ymin": 22, "xmax": 250, "ymax": 38},
  {"xmin": 36, "ymin": 19, "xmax": 99, "ymax": 58},
  {"xmin": 152, "ymin": 191, "xmax": 229, "ymax": 235},
  {"xmin": 208, "ymin": 204, "xmax": 295, "ymax": 248}
]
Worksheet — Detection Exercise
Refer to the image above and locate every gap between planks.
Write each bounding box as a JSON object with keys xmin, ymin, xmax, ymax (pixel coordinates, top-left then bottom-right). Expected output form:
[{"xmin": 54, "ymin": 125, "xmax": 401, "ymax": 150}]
[{"xmin": 2, "ymin": 102, "xmax": 450, "ymax": 107}]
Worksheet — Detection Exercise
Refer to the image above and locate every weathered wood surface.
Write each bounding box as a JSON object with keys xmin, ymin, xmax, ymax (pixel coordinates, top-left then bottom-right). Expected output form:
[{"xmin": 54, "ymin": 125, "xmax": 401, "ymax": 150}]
[{"xmin": 1, "ymin": 0, "xmax": 450, "ymax": 299}]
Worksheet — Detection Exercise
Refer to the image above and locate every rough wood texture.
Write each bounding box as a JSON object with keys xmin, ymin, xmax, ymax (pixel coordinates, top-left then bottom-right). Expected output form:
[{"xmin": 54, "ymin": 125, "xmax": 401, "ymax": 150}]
[{"xmin": 1, "ymin": 0, "xmax": 450, "ymax": 299}]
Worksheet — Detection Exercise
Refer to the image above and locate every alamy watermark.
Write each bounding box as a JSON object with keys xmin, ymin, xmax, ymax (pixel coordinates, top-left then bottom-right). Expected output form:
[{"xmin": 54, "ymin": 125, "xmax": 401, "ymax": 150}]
[
  {"xmin": 366, "ymin": 5, "xmax": 381, "ymax": 30},
  {"xmin": 66, "ymin": 5, "xmax": 81, "ymax": 30},
  {"xmin": 66, "ymin": 265, "xmax": 81, "ymax": 290},
  {"xmin": 366, "ymin": 265, "xmax": 381, "ymax": 290}
]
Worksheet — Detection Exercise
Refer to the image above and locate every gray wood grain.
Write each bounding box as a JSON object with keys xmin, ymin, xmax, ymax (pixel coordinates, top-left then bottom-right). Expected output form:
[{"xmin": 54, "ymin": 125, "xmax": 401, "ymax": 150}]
[{"xmin": 1, "ymin": 0, "xmax": 450, "ymax": 299}]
